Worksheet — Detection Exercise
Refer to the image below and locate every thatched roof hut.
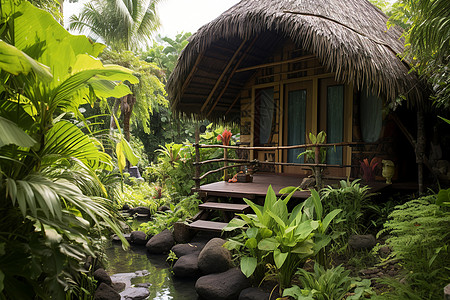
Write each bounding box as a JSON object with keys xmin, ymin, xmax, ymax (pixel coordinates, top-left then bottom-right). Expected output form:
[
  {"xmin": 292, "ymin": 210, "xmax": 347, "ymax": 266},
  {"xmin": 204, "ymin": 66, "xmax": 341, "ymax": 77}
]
[{"xmin": 167, "ymin": 0, "xmax": 420, "ymax": 122}]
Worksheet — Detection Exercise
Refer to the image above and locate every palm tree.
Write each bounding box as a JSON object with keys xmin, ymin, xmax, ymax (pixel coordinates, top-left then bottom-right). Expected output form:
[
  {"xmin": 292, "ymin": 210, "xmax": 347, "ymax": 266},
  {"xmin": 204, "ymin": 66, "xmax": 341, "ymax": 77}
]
[
  {"xmin": 69, "ymin": 0, "xmax": 164, "ymax": 144},
  {"xmin": 406, "ymin": 0, "xmax": 449, "ymax": 107},
  {"xmin": 69, "ymin": 0, "xmax": 162, "ymax": 52}
]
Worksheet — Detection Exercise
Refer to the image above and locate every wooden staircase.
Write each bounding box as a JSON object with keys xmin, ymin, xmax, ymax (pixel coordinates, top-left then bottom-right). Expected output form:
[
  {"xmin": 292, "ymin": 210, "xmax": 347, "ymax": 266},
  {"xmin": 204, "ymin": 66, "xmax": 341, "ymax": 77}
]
[{"xmin": 188, "ymin": 201, "xmax": 250, "ymax": 232}]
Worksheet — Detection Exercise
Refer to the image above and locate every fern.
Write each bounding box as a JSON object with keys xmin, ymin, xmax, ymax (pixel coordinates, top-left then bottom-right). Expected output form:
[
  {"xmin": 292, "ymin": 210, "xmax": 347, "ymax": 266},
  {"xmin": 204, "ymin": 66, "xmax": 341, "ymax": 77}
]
[{"xmin": 380, "ymin": 195, "xmax": 450, "ymax": 298}]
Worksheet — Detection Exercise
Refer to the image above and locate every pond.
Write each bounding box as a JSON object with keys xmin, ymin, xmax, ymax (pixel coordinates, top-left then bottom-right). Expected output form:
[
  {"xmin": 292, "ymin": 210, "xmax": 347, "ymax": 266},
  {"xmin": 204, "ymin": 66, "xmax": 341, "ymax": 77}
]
[{"xmin": 105, "ymin": 243, "xmax": 199, "ymax": 300}]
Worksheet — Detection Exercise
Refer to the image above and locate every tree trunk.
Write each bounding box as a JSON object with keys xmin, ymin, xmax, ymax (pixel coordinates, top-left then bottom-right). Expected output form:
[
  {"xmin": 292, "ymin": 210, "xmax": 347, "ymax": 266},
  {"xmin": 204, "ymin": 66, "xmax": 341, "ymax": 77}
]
[
  {"xmin": 416, "ymin": 108, "xmax": 426, "ymax": 194},
  {"xmin": 110, "ymin": 98, "xmax": 121, "ymax": 131},
  {"xmin": 122, "ymin": 94, "xmax": 136, "ymax": 142}
]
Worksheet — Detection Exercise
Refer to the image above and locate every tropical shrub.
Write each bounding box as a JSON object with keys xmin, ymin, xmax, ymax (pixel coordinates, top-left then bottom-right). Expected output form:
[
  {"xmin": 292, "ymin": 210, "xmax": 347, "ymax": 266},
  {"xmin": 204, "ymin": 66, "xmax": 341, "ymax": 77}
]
[
  {"xmin": 283, "ymin": 264, "xmax": 373, "ymax": 300},
  {"xmin": 138, "ymin": 194, "xmax": 201, "ymax": 236},
  {"xmin": 0, "ymin": 1, "xmax": 135, "ymax": 298},
  {"xmin": 320, "ymin": 179, "xmax": 374, "ymax": 247},
  {"xmin": 116, "ymin": 180, "xmax": 163, "ymax": 212},
  {"xmin": 379, "ymin": 194, "xmax": 450, "ymax": 299},
  {"xmin": 145, "ymin": 142, "xmax": 195, "ymax": 199},
  {"xmin": 224, "ymin": 186, "xmax": 341, "ymax": 289}
]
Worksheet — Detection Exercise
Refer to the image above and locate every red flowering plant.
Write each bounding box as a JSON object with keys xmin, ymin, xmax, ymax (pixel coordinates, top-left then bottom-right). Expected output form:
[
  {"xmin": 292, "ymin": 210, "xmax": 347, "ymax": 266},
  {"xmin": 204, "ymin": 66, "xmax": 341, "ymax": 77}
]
[
  {"xmin": 360, "ymin": 157, "xmax": 380, "ymax": 182},
  {"xmin": 217, "ymin": 129, "xmax": 232, "ymax": 146}
]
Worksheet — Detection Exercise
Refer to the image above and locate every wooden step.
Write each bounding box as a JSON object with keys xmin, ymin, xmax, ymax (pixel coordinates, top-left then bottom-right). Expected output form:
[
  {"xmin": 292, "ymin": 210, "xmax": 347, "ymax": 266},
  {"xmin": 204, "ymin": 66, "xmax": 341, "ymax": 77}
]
[
  {"xmin": 188, "ymin": 220, "xmax": 229, "ymax": 232},
  {"xmin": 199, "ymin": 202, "xmax": 250, "ymax": 213}
]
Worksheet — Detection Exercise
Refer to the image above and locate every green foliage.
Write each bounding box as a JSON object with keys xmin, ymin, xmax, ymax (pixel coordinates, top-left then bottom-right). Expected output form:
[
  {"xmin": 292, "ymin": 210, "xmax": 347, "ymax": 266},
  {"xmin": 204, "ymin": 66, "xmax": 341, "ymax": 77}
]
[
  {"xmin": 379, "ymin": 194, "xmax": 450, "ymax": 299},
  {"xmin": 387, "ymin": 0, "xmax": 449, "ymax": 107},
  {"xmin": 224, "ymin": 186, "xmax": 341, "ymax": 289},
  {"xmin": 320, "ymin": 179, "xmax": 374, "ymax": 243},
  {"xmin": 166, "ymin": 250, "xmax": 178, "ymax": 269},
  {"xmin": 69, "ymin": 0, "xmax": 162, "ymax": 51},
  {"xmin": 144, "ymin": 32, "xmax": 192, "ymax": 79},
  {"xmin": 0, "ymin": 1, "xmax": 133, "ymax": 298},
  {"xmin": 283, "ymin": 264, "xmax": 373, "ymax": 300},
  {"xmin": 100, "ymin": 50, "xmax": 167, "ymax": 134},
  {"xmin": 116, "ymin": 180, "xmax": 162, "ymax": 211},
  {"xmin": 298, "ymin": 131, "xmax": 327, "ymax": 164},
  {"xmin": 138, "ymin": 194, "xmax": 201, "ymax": 236},
  {"xmin": 145, "ymin": 142, "xmax": 195, "ymax": 199}
]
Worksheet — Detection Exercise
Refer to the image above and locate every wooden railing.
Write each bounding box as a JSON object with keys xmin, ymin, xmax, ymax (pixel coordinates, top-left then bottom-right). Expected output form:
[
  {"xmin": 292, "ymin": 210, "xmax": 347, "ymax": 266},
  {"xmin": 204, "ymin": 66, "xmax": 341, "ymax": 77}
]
[{"xmin": 193, "ymin": 141, "xmax": 367, "ymax": 189}]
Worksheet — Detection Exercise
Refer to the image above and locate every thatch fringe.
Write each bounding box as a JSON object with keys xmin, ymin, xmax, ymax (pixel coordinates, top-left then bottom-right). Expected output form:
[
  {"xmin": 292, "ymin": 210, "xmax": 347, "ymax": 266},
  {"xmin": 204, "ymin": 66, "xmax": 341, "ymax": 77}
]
[{"xmin": 167, "ymin": 0, "xmax": 421, "ymax": 118}]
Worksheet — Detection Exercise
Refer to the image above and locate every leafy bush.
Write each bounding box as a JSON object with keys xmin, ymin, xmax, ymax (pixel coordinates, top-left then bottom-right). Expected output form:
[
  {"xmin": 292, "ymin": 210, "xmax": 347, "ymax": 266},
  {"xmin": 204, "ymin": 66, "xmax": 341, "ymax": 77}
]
[
  {"xmin": 224, "ymin": 187, "xmax": 341, "ymax": 289},
  {"xmin": 283, "ymin": 264, "xmax": 373, "ymax": 300},
  {"xmin": 138, "ymin": 194, "xmax": 201, "ymax": 236},
  {"xmin": 116, "ymin": 180, "xmax": 164, "ymax": 211},
  {"xmin": 144, "ymin": 142, "xmax": 195, "ymax": 199},
  {"xmin": 0, "ymin": 2, "xmax": 133, "ymax": 297},
  {"xmin": 320, "ymin": 179, "xmax": 374, "ymax": 246},
  {"xmin": 379, "ymin": 194, "xmax": 450, "ymax": 299}
]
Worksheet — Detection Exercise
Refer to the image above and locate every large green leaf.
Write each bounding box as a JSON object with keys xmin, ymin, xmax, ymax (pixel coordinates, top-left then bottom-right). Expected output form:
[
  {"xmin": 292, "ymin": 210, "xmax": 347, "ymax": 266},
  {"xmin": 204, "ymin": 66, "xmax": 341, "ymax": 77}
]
[
  {"xmin": 294, "ymin": 220, "xmax": 318, "ymax": 240},
  {"xmin": 0, "ymin": 40, "xmax": 52, "ymax": 81},
  {"xmin": 41, "ymin": 120, "xmax": 112, "ymax": 170},
  {"xmin": 310, "ymin": 189, "xmax": 323, "ymax": 220},
  {"xmin": 223, "ymin": 218, "xmax": 247, "ymax": 231},
  {"xmin": 291, "ymin": 239, "xmax": 315, "ymax": 256},
  {"xmin": 258, "ymin": 237, "xmax": 280, "ymax": 251},
  {"xmin": 273, "ymin": 249, "xmax": 288, "ymax": 268},
  {"xmin": 0, "ymin": 116, "xmax": 36, "ymax": 148},
  {"xmin": 240, "ymin": 256, "xmax": 257, "ymax": 278},
  {"xmin": 12, "ymin": 2, "xmax": 104, "ymax": 68},
  {"xmin": 0, "ymin": 100, "xmax": 35, "ymax": 131},
  {"xmin": 322, "ymin": 209, "xmax": 342, "ymax": 232}
]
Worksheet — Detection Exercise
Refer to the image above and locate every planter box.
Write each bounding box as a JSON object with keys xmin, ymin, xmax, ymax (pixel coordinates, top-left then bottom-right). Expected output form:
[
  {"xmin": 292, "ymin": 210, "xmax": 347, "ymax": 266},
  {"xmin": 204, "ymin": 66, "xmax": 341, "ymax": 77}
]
[{"xmin": 236, "ymin": 173, "xmax": 253, "ymax": 183}]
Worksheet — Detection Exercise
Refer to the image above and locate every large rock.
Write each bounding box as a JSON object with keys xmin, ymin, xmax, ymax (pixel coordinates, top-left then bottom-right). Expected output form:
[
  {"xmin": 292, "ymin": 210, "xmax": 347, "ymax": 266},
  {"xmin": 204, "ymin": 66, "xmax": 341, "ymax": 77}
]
[
  {"xmin": 127, "ymin": 206, "xmax": 151, "ymax": 216},
  {"xmin": 348, "ymin": 234, "xmax": 376, "ymax": 250},
  {"xmin": 173, "ymin": 222, "xmax": 195, "ymax": 243},
  {"xmin": 195, "ymin": 268, "xmax": 251, "ymax": 300},
  {"xmin": 146, "ymin": 229, "xmax": 174, "ymax": 254},
  {"xmin": 94, "ymin": 283, "xmax": 120, "ymax": 300},
  {"xmin": 120, "ymin": 287, "xmax": 150, "ymax": 300},
  {"xmin": 171, "ymin": 242, "xmax": 204, "ymax": 258},
  {"xmin": 198, "ymin": 238, "xmax": 232, "ymax": 274},
  {"xmin": 445, "ymin": 283, "xmax": 450, "ymax": 300},
  {"xmin": 173, "ymin": 253, "xmax": 200, "ymax": 278},
  {"xmin": 93, "ymin": 268, "xmax": 112, "ymax": 286},
  {"xmin": 111, "ymin": 282, "xmax": 126, "ymax": 293},
  {"xmin": 130, "ymin": 231, "xmax": 148, "ymax": 245},
  {"xmin": 239, "ymin": 287, "xmax": 271, "ymax": 300}
]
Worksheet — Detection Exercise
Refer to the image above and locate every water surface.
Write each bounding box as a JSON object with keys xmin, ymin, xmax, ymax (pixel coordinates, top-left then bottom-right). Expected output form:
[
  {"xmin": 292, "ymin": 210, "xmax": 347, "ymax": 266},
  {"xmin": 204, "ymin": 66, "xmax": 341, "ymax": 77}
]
[{"xmin": 105, "ymin": 243, "xmax": 199, "ymax": 300}]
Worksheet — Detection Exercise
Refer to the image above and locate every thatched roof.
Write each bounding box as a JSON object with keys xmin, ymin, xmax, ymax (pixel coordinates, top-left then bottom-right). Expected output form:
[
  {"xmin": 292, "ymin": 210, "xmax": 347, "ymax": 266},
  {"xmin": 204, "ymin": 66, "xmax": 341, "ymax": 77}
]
[{"xmin": 167, "ymin": 0, "xmax": 421, "ymax": 122}]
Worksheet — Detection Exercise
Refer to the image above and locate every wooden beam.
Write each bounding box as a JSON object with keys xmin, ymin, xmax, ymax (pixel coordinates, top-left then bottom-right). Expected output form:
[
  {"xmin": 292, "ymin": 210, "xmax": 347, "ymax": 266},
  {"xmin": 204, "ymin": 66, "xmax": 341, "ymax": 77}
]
[
  {"xmin": 200, "ymin": 39, "xmax": 248, "ymax": 113},
  {"xmin": 225, "ymin": 94, "xmax": 241, "ymax": 116},
  {"xmin": 235, "ymin": 55, "xmax": 316, "ymax": 73},
  {"xmin": 207, "ymin": 37, "xmax": 259, "ymax": 117},
  {"xmin": 172, "ymin": 53, "xmax": 203, "ymax": 110}
]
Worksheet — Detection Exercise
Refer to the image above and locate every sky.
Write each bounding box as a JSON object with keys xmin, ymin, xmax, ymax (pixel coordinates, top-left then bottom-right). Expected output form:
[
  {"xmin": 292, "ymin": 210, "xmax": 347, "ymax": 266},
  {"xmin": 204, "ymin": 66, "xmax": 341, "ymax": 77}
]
[{"xmin": 64, "ymin": 0, "xmax": 240, "ymax": 39}]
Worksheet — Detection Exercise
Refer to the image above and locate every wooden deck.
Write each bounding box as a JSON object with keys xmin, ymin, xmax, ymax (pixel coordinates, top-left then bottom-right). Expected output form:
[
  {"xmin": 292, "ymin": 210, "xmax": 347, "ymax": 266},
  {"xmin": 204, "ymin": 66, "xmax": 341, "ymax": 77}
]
[
  {"xmin": 194, "ymin": 173, "xmax": 393, "ymax": 200},
  {"xmin": 194, "ymin": 174, "xmax": 312, "ymax": 200}
]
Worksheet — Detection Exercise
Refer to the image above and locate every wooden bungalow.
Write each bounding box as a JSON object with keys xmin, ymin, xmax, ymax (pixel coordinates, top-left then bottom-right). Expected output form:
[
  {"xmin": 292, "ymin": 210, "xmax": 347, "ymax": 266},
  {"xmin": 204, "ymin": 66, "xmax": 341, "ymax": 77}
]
[{"xmin": 166, "ymin": 0, "xmax": 422, "ymax": 230}]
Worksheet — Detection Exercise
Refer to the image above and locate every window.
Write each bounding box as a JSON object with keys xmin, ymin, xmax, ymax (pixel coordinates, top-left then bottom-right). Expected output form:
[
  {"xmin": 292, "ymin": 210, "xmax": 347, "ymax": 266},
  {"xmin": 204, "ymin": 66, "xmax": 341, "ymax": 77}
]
[
  {"xmin": 287, "ymin": 90, "xmax": 307, "ymax": 163},
  {"xmin": 255, "ymin": 87, "xmax": 274, "ymax": 145},
  {"xmin": 327, "ymin": 85, "xmax": 344, "ymax": 165}
]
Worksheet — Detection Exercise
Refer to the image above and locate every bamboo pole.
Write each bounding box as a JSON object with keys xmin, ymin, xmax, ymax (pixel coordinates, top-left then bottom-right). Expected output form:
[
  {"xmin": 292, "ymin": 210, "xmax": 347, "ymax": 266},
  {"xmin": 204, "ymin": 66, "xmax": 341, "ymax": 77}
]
[
  {"xmin": 224, "ymin": 148, "xmax": 229, "ymax": 181},
  {"xmin": 198, "ymin": 141, "xmax": 368, "ymax": 151},
  {"xmin": 194, "ymin": 124, "xmax": 200, "ymax": 189}
]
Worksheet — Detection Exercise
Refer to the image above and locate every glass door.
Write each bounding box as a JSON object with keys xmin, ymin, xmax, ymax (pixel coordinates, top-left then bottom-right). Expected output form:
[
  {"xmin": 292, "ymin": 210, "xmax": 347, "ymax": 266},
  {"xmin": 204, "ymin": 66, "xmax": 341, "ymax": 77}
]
[
  {"xmin": 283, "ymin": 81, "xmax": 313, "ymax": 174},
  {"xmin": 319, "ymin": 78, "xmax": 351, "ymax": 177}
]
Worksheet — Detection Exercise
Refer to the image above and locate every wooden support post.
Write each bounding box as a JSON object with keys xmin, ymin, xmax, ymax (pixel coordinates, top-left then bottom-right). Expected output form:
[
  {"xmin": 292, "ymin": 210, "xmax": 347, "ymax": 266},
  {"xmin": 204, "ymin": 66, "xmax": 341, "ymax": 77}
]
[
  {"xmin": 314, "ymin": 145, "xmax": 323, "ymax": 189},
  {"xmin": 416, "ymin": 108, "xmax": 425, "ymax": 194},
  {"xmin": 194, "ymin": 124, "xmax": 201, "ymax": 190},
  {"xmin": 224, "ymin": 148, "xmax": 229, "ymax": 181}
]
